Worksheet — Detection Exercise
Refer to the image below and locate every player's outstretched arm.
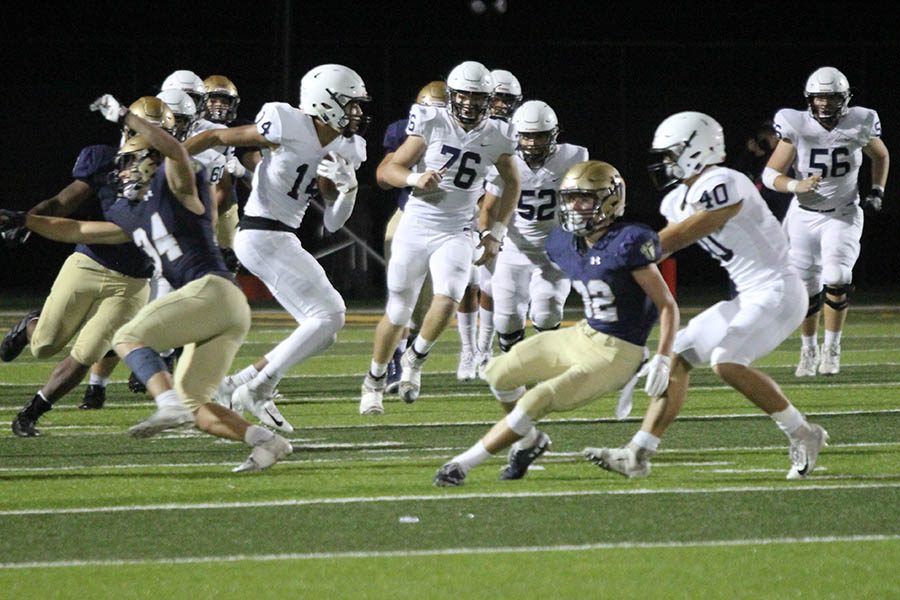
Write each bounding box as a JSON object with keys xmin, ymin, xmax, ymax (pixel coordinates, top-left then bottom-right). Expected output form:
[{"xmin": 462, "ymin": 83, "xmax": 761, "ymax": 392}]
[{"xmin": 1, "ymin": 210, "xmax": 129, "ymax": 245}]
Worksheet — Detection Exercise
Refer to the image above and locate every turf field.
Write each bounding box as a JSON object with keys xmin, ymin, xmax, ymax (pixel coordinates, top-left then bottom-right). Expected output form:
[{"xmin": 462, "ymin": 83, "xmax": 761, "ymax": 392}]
[{"xmin": 0, "ymin": 305, "xmax": 898, "ymax": 599}]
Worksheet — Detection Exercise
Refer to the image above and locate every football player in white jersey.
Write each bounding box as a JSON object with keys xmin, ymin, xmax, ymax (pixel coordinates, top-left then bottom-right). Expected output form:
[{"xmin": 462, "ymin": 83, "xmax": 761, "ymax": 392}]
[
  {"xmin": 186, "ymin": 63, "xmax": 369, "ymax": 432},
  {"xmin": 359, "ymin": 60, "xmax": 521, "ymax": 415},
  {"xmin": 763, "ymin": 66, "xmax": 889, "ymax": 377},
  {"xmin": 455, "ymin": 68, "xmax": 526, "ymax": 380},
  {"xmin": 486, "ymin": 100, "xmax": 587, "ymax": 358},
  {"xmin": 585, "ymin": 112, "xmax": 828, "ymax": 481}
]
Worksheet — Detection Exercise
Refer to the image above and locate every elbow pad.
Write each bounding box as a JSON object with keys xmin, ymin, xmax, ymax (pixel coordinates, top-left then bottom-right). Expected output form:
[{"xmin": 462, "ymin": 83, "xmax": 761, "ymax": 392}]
[{"xmin": 761, "ymin": 167, "xmax": 780, "ymax": 191}]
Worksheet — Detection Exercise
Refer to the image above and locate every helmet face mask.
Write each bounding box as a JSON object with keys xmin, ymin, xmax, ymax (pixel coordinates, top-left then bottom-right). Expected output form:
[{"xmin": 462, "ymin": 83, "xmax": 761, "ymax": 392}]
[
  {"xmin": 156, "ymin": 89, "xmax": 197, "ymax": 141},
  {"xmin": 299, "ymin": 64, "xmax": 371, "ymax": 138},
  {"xmin": 449, "ymin": 90, "xmax": 491, "ymax": 126},
  {"xmin": 115, "ymin": 136, "xmax": 160, "ymax": 202},
  {"xmin": 203, "ymin": 75, "xmax": 240, "ymax": 124},
  {"xmin": 558, "ymin": 161, "xmax": 626, "ymax": 237},
  {"xmin": 647, "ymin": 111, "xmax": 725, "ymax": 192},
  {"xmin": 804, "ymin": 66, "xmax": 851, "ymax": 127},
  {"xmin": 488, "ymin": 69, "xmax": 522, "ymax": 120}
]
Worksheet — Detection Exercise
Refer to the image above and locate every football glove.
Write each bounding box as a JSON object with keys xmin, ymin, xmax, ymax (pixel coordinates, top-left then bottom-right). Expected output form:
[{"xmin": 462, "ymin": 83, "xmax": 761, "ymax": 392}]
[
  {"xmin": 862, "ymin": 187, "xmax": 884, "ymax": 211},
  {"xmin": 316, "ymin": 151, "xmax": 357, "ymax": 194},
  {"xmin": 90, "ymin": 94, "xmax": 128, "ymax": 124},
  {"xmin": 0, "ymin": 209, "xmax": 26, "ymax": 230},
  {"xmin": 638, "ymin": 354, "xmax": 671, "ymax": 398},
  {"xmin": 225, "ymin": 157, "xmax": 247, "ymax": 179}
]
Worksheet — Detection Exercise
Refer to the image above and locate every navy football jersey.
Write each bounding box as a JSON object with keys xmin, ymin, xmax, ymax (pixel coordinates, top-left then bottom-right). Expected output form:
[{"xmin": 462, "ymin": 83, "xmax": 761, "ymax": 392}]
[
  {"xmin": 71, "ymin": 145, "xmax": 154, "ymax": 278},
  {"xmin": 382, "ymin": 118, "xmax": 411, "ymax": 210},
  {"xmin": 546, "ymin": 222, "xmax": 661, "ymax": 346},
  {"xmin": 106, "ymin": 162, "xmax": 229, "ymax": 289}
]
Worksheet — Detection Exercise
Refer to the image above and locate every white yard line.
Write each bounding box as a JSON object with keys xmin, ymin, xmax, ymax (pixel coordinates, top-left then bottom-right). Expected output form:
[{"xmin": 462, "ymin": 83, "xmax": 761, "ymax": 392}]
[
  {"xmin": 1, "ymin": 481, "xmax": 898, "ymax": 517},
  {"xmin": 0, "ymin": 534, "xmax": 897, "ymax": 570}
]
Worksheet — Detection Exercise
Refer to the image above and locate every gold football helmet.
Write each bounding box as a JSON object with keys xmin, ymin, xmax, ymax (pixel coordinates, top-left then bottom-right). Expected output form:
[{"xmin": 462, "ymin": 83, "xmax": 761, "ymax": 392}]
[
  {"xmin": 558, "ymin": 161, "xmax": 626, "ymax": 236},
  {"xmin": 115, "ymin": 134, "xmax": 161, "ymax": 202},
  {"xmin": 126, "ymin": 96, "xmax": 176, "ymax": 135},
  {"xmin": 203, "ymin": 75, "xmax": 240, "ymax": 124},
  {"xmin": 416, "ymin": 81, "xmax": 447, "ymax": 107}
]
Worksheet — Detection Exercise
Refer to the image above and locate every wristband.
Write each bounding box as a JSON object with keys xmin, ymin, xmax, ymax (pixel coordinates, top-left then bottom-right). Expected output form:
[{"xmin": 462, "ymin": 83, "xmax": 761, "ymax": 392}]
[
  {"xmin": 786, "ymin": 179, "xmax": 799, "ymax": 193},
  {"xmin": 482, "ymin": 221, "xmax": 507, "ymax": 241},
  {"xmin": 405, "ymin": 172, "xmax": 420, "ymax": 188}
]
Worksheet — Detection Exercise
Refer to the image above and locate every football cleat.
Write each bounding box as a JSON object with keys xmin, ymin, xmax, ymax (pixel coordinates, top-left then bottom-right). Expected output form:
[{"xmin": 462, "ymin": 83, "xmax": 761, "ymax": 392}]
[
  {"xmin": 818, "ymin": 344, "xmax": 841, "ymax": 376},
  {"xmin": 127, "ymin": 371, "xmax": 147, "ymax": 394},
  {"xmin": 1, "ymin": 309, "xmax": 39, "ymax": 363},
  {"xmin": 794, "ymin": 345, "xmax": 819, "ymax": 377},
  {"xmin": 456, "ymin": 350, "xmax": 477, "ymax": 381},
  {"xmin": 787, "ymin": 423, "xmax": 829, "ymax": 480},
  {"xmin": 583, "ymin": 446, "xmax": 651, "ymax": 479},
  {"xmin": 433, "ymin": 462, "xmax": 466, "ymax": 487},
  {"xmin": 78, "ymin": 384, "xmax": 107, "ymax": 410},
  {"xmin": 385, "ymin": 347, "xmax": 403, "ymax": 394},
  {"xmin": 233, "ymin": 384, "xmax": 294, "ymax": 433},
  {"xmin": 359, "ymin": 373, "xmax": 385, "ymax": 415},
  {"xmin": 233, "ymin": 434, "xmax": 293, "ymax": 473},
  {"xmin": 500, "ymin": 431, "xmax": 552, "ymax": 480},
  {"xmin": 127, "ymin": 404, "xmax": 195, "ymax": 438},
  {"xmin": 476, "ymin": 347, "xmax": 493, "ymax": 380},
  {"xmin": 11, "ymin": 394, "xmax": 53, "ymax": 438},
  {"xmin": 399, "ymin": 347, "xmax": 427, "ymax": 404}
]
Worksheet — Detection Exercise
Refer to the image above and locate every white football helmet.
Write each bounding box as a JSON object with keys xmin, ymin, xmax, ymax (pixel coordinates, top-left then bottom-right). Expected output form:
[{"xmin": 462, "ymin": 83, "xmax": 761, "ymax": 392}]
[
  {"xmin": 489, "ymin": 69, "xmax": 522, "ymax": 120},
  {"xmin": 160, "ymin": 70, "xmax": 207, "ymax": 118},
  {"xmin": 299, "ymin": 64, "xmax": 371, "ymax": 137},
  {"xmin": 156, "ymin": 89, "xmax": 197, "ymax": 141},
  {"xmin": 446, "ymin": 61, "xmax": 493, "ymax": 127},
  {"xmin": 647, "ymin": 111, "xmax": 726, "ymax": 191},
  {"xmin": 804, "ymin": 66, "xmax": 851, "ymax": 126},
  {"xmin": 511, "ymin": 100, "xmax": 558, "ymax": 166}
]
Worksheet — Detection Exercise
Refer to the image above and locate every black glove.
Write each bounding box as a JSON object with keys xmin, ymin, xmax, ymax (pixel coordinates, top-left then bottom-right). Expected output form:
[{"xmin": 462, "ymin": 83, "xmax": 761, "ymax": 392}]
[
  {"xmin": 862, "ymin": 187, "xmax": 884, "ymax": 211},
  {"xmin": 0, "ymin": 209, "xmax": 26, "ymax": 229},
  {"xmin": 220, "ymin": 247, "xmax": 241, "ymax": 274},
  {"xmin": 1, "ymin": 226, "xmax": 31, "ymax": 248}
]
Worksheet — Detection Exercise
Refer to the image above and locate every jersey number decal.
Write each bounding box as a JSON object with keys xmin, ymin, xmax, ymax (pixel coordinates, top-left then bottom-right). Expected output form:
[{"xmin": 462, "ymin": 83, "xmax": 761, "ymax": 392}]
[
  {"xmin": 698, "ymin": 234, "xmax": 734, "ymax": 263},
  {"xmin": 699, "ymin": 183, "xmax": 729, "ymax": 210},
  {"xmin": 808, "ymin": 147, "xmax": 851, "ymax": 178},
  {"xmin": 517, "ymin": 189, "xmax": 557, "ymax": 221},
  {"xmin": 439, "ymin": 145, "xmax": 481, "ymax": 189},
  {"xmin": 286, "ymin": 164, "xmax": 320, "ymax": 201},
  {"xmin": 572, "ymin": 279, "xmax": 618, "ymax": 323},
  {"xmin": 133, "ymin": 213, "xmax": 184, "ymax": 275}
]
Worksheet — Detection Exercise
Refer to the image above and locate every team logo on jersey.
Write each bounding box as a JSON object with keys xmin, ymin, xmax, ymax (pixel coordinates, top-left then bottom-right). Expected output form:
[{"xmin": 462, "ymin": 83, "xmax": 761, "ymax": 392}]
[
  {"xmin": 590, "ymin": 256, "xmax": 602, "ymax": 265},
  {"xmin": 640, "ymin": 240, "xmax": 657, "ymax": 262}
]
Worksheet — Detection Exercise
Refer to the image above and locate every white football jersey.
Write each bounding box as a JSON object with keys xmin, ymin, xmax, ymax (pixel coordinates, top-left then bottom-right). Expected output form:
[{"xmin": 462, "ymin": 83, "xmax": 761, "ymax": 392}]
[
  {"xmin": 190, "ymin": 119, "xmax": 230, "ymax": 184},
  {"xmin": 660, "ymin": 166, "xmax": 791, "ymax": 292},
  {"xmin": 773, "ymin": 107, "xmax": 881, "ymax": 211},
  {"xmin": 485, "ymin": 143, "xmax": 588, "ymax": 260},
  {"xmin": 245, "ymin": 102, "xmax": 366, "ymax": 229},
  {"xmin": 404, "ymin": 105, "xmax": 516, "ymax": 231}
]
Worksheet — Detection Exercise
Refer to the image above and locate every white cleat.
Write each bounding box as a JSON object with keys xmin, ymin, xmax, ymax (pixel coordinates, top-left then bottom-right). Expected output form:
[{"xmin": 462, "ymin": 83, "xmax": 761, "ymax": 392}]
[
  {"xmin": 232, "ymin": 384, "xmax": 294, "ymax": 433},
  {"xmin": 214, "ymin": 377, "xmax": 240, "ymax": 412},
  {"xmin": 583, "ymin": 446, "xmax": 651, "ymax": 479},
  {"xmin": 398, "ymin": 347, "xmax": 426, "ymax": 404},
  {"xmin": 787, "ymin": 423, "xmax": 829, "ymax": 480},
  {"xmin": 818, "ymin": 344, "xmax": 841, "ymax": 376},
  {"xmin": 476, "ymin": 348, "xmax": 492, "ymax": 380},
  {"xmin": 233, "ymin": 434, "xmax": 293, "ymax": 473},
  {"xmin": 128, "ymin": 404, "xmax": 195, "ymax": 438},
  {"xmin": 359, "ymin": 374, "xmax": 385, "ymax": 415},
  {"xmin": 794, "ymin": 345, "xmax": 820, "ymax": 377},
  {"xmin": 456, "ymin": 350, "xmax": 477, "ymax": 381}
]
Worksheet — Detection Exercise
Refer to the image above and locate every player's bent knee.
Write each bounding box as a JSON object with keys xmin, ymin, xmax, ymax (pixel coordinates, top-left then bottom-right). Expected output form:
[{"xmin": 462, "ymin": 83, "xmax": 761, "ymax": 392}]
[
  {"xmin": 385, "ymin": 295, "xmax": 415, "ymax": 327},
  {"xmin": 31, "ymin": 342, "xmax": 64, "ymax": 360},
  {"xmin": 123, "ymin": 347, "xmax": 168, "ymax": 386}
]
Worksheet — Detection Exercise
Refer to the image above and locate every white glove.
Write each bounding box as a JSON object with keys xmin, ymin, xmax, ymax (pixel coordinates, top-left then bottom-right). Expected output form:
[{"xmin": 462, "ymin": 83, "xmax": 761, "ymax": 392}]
[
  {"xmin": 90, "ymin": 94, "xmax": 126, "ymax": 124},
  {"xmin": 225, "ymin": 157, "xmax": 247, "ymax": 178},
  {"xmin": 638, "ymin": 354, "xmax": 671, "ymax": 398},
  {"xmin": 316, "ymin": 151, "xmax": 357, "ymax": 194}
]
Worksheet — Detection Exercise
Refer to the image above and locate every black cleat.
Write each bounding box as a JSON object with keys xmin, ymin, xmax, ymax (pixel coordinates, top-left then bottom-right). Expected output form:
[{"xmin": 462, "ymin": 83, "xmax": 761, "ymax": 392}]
[
  {"xmin": 11, "ymin": 393, "xmax": 52, "ymax": 437},
  {"xmin": 78, "ymin": 384, "xmax": 106, "ymax": 410},
  {"xmin": 433, "ymin": 462, "xmax": 466, "ymax": 487},
  {"xmin": 1, "ymin": 309, "xmax": 39, "ymax": 362},
  {"xmin": 500, "ymin": 431, "xmax": 551, "ymax": 480},
  {"xmin": 127, "ymin": 371, "xmax": 147, "ymax": 394}
]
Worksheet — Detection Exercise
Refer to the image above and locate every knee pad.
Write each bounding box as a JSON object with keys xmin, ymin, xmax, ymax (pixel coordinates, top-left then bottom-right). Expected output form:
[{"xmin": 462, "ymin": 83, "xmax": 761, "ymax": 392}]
[
  {"xmin": 498, "ymin": 329, "xmax": 525, "ymax": 352},
  {"xmin": 806, "ymin": 292, "xmax": 823, "ymax": 318},
  {"xmin": 505, "ymin": 406, "xmax": 534, "ymax": 436},
  {"xmin": 491, "ymin": 384, "xmax": 525, "ymax": 404},
  {"xmin": 385, "ymin": 293, "xmax": 415, "ymax": 327},
  {"xmin": 123, "ymin": 347, "xmax": 167, "ymax": 386},
  {"xmin": 823, "ymin": 283, "xmax": 853, "ymax": 311}
]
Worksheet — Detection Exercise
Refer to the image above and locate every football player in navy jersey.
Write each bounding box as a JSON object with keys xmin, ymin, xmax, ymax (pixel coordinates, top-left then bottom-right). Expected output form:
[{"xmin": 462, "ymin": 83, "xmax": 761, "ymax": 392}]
[
  {"xmin": 4, "ymin": 129, "xmax": 157, "ymax": 436},
  {"xmin": 433, "ymin": 161, "xmax": 679, "ymax": 486},
  {"xmin": 2, "ymin": 95, "xmax": 291, "ymax": 472}
]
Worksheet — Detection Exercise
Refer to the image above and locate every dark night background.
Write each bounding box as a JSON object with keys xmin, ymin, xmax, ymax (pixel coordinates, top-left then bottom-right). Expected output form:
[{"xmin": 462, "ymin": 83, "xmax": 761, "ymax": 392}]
[{"xmin": 1, "ymin": 1, "xmax": 898, "ymax": 304}]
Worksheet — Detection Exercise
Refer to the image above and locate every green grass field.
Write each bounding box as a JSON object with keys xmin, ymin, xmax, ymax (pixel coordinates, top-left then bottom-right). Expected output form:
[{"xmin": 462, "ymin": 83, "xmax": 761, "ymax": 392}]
[{"xmin": 1, "ymin": 305, "xmax": 898, "ymax": 599}]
